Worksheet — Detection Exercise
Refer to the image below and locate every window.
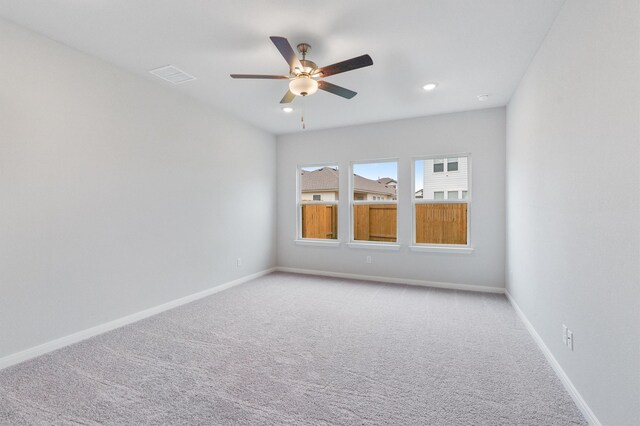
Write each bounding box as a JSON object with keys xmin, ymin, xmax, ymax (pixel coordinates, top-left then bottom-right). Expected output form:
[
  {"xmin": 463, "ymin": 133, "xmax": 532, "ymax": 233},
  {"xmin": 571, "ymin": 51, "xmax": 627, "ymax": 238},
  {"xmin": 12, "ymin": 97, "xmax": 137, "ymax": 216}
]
[
  {"xmin": 434, "ymin": 157, "xmax": 459, "ymax": 173},
  {"xmin": 298, "ymin": 165, "xmax": 338, "ymax": 240},
  {"xmin": 352, "ymin": 160, "xmax": 398, "ymax": 243},
  {"xmin": 415, "ymin": 155, "xmax": 470, "ymax": 245}
]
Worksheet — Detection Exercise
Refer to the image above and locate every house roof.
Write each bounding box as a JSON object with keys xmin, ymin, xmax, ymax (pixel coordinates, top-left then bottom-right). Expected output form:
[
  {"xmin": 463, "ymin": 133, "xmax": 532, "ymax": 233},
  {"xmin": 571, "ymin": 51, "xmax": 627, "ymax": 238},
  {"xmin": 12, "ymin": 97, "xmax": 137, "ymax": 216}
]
[
  {"xmin": 301, "ymin": 167, "xmax": 396, "ymax": 197},
  {"xmin": 377, "ymin": 177, "xmax": 396, "ymax": 185},
  {"xmin": 300, "ymin": 167, "xmax": 339, "ymax": 192}
]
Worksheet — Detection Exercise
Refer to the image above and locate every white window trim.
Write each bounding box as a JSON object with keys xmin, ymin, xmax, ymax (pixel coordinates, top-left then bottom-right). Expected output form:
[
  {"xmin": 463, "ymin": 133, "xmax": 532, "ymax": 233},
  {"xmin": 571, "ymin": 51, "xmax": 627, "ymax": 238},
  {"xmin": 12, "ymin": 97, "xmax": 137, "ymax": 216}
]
[
  {"xmin": 409, "ymin": 245, "xmax": 474, "ymax": 254},
  {"xmin": 412, "ymin": 153, "xmax": 472, "ymax": 252},
  {"xmin": 296, "ymin": 163, "xmax": 340, "ymax": 245},
  {"xmin": 349, "ymin": 158, "xmax": 399, "ymax": 246},
  {"xmin": 295, "ymin": 239, "xmax": 341, "ymax": 247},
  {"xmin": 347, "ymin": 242, "xmax": 401, "ymax": 251}
]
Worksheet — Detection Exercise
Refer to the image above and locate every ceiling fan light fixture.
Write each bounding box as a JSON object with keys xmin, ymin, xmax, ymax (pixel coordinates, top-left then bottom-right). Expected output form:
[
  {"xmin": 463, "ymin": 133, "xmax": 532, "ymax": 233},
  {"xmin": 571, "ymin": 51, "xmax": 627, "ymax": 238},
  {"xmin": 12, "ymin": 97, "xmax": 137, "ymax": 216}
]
[{"xmin": 289, "ymin": 76, "xmax": 318, "ymax": 97}]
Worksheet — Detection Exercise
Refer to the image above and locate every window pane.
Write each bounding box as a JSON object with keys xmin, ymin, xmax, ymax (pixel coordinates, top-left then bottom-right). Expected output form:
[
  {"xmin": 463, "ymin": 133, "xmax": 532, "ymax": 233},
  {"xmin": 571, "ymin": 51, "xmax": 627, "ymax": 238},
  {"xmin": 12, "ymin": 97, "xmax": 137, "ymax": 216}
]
[
  {"xmin": 422, "ymin": 157, "xmax": 468, "ymax": 200},
  {"xmin": 300, "ymin": 165, "xmax": 338, "ymax": 201},
  {"xmin": 300, "ymin": 165, "xmax": 338, "ymax": 240},
  {"xmin": 447, "ymin": 191, "xmax": 459, "ymax": 199},
  {"xmin": 416, "ymin": 203, "xmax": 467, "ymax": 245},
  {"xmin": 462, "ymin": 190, "xmax": 468, "ymax": 199},
  {"xmin": 434, "ymin": 191, "xmax": 445, "ymax": 199},
  {"xmin": 352, "ymin": 162, "xmax": 397, "ymax": 201},
  {"xmin": 301, "ymin": 205, "xmax": 338, "ymax": 239},
  {"xmin": 354, "ymin": 204, "xmax": 397, "ymax": 242},
  {"xmin": 433, "ymin": 162, "xmax": 444, "ymax": 173}
]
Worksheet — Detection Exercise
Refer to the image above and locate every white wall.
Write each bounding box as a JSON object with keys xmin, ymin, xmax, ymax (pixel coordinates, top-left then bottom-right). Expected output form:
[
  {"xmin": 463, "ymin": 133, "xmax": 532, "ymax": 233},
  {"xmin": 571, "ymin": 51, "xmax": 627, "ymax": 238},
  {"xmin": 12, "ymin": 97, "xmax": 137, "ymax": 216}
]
[
  {"xmin": 506, "ymin": 0, "xmax": 640, "ymax": 424},
  {"xmin": 277, "ymin": 108, "xmax": 505, "ymax": 289},
  {"xmin": 0, "ymin": 18, "xmax": 276, "ymax": 360}
]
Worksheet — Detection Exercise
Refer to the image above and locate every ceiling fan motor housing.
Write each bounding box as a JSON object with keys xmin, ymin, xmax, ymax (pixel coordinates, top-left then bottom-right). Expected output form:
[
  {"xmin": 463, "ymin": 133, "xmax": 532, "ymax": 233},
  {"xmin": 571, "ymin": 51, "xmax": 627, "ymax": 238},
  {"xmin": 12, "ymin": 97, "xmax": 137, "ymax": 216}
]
[{"xmin": 297, "ymin": 59, "xmax": 317, "ymax": 76}]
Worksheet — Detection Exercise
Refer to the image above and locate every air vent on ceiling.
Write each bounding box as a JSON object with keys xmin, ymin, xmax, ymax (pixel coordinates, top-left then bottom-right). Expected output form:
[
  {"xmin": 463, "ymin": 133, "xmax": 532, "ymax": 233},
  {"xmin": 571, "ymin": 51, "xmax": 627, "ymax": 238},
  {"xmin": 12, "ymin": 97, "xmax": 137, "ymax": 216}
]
[{"xmin": 149, "ymin": 65, "xmax": 196, "ymax": 84}]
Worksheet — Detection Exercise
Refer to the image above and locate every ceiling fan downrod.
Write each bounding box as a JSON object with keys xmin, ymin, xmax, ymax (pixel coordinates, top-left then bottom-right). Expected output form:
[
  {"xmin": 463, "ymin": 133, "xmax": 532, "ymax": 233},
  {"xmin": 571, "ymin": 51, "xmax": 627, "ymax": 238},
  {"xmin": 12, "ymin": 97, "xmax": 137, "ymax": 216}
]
[{"xmin": 297, "ymin": 43, "xmax": 311, "ymax": 61}]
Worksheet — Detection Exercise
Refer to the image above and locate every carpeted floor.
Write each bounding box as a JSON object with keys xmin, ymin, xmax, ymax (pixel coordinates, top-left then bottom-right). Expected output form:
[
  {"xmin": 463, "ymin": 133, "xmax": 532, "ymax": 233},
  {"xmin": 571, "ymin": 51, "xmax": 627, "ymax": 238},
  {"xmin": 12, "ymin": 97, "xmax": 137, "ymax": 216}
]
[{"xmin": 0, "ymin": 272, "xmax": 586, "ymax": 425}]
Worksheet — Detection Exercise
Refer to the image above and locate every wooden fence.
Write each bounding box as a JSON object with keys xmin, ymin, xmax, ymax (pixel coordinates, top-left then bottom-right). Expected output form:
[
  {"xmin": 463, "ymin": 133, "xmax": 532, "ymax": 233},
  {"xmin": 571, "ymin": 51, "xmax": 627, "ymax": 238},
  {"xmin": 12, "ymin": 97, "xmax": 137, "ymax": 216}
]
[
  {"xmin": 301, "ymin": 203, "xmax": 467, "ymax": 245},
  {"xmin": 301, "ymin": 204, "xmax": 337, "ymax": 239},
  {"xmin": 354, "ymin": 204, "xmax": 397, "ymax": 242},
  {"xmin": 415, "ymin": 203, "xmax": 467, "ymax": 245}
]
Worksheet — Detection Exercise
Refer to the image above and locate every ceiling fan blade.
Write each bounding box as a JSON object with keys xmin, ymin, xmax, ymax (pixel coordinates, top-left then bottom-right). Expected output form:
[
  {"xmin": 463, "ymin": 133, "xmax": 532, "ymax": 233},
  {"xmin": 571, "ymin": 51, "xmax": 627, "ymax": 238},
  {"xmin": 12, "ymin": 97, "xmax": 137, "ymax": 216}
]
[
  {"xmin": 316, "ymin": 54, "xmax": 373, "ymax": 78},
  {"xmin": 318, "ymin": 81, "xmax": 357, "ymax": 99},
  {"xmin": 280, "ymin": 90, "xmax": 296, "ymax": 104},
  {"xmin": 270, "ymin": 36, "xmax": 303, "ymax": 72},
  {"xmin": 230, "ymin": 74, "xmax": 289, "ymax": 79}
]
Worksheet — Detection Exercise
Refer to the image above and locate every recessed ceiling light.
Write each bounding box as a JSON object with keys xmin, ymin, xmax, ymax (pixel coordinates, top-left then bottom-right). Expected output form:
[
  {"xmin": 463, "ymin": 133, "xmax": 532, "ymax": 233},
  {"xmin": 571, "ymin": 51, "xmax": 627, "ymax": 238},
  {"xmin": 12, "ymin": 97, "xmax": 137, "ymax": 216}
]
[
  {"xmin": 422, "ymin": 82, "xmax": 438, "ymax": 91},
  {"xmin": 282, "ymin": 107, "xmax": 294, "ymax": 113},
  {"xmin": 477, "ymin": 94, "xmax": 489, "ymax": 101}
]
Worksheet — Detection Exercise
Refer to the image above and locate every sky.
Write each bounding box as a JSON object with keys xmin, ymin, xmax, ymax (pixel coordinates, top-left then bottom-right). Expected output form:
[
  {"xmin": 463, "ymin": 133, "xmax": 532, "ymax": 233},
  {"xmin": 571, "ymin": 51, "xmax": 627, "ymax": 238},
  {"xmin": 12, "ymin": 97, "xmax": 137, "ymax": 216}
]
[
  {"xmin": 303, "ymin": 161, "xmax": 424, "ymax": 191},
  {"xmin": 353, "ymin": 162, "xmax": 397, "ymax": 181},
  {"xmin": 414, "ymin": 161, "xmax": 423, "ymax": 191}
]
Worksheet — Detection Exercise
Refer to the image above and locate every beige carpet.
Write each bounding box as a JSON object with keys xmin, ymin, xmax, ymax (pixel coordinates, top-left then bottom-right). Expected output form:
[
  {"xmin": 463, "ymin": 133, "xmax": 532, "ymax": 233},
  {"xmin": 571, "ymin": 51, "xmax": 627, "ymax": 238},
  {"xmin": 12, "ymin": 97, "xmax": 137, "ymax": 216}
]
[{"xmin": 0, "ymin": 272, "xmax": 586, "ymax": 425}]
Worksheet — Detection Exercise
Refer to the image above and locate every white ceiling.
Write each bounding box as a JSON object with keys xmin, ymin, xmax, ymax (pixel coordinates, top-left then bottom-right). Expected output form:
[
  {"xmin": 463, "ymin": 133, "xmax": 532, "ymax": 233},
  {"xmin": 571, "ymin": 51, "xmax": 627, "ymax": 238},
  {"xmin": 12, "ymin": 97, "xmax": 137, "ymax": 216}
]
[{"xmin": 0, "ymin": 0, "xmax": 565, "ymax": 135}]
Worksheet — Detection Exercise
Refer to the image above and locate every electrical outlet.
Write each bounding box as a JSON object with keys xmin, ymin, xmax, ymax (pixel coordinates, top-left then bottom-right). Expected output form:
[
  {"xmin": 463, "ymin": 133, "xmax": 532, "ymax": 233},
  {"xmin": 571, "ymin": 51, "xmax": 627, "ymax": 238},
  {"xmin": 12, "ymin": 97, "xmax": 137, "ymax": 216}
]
[
  {"xmin": 567, "ymin": 329, "xmax": 574, "ymax": 351},
  {"xmin": 366, "ymin": 256, "xmax": 372, "ymax": 264},
  {"xmin": 236, "ymin": 258, "xmax": 242, "ymax": 267},
  {"xmin": 562, "ymin": 324, "xmax": 568, "ymax": 345}
]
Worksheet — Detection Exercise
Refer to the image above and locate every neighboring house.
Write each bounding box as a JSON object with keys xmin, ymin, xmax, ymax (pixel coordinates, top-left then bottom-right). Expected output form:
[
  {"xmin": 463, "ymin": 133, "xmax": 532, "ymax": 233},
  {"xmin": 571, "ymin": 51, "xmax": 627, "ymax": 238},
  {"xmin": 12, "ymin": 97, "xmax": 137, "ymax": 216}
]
[
  {"xmin": 415, "ymin": 189, "xmax": 423, "ymax": 199},
  {"xmin": 300, "ymin": 167, "xmax": 339, "ymax": 201},
  {"xmin": 301, "ymin": 167, "xmax": 396, "ymax": 201},
  {"xmin": 423, "ymin": 157, "xmax": 468, "ymax": 200},
  {"xmin": 377, "ymin": 177, "xmax": 397, "ymax": 188}
]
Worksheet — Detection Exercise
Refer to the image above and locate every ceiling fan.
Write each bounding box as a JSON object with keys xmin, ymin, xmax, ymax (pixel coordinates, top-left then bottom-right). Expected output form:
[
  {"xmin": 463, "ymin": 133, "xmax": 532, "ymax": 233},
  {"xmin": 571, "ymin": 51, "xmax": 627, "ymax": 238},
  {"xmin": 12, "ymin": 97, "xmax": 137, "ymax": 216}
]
[{"xmin": 230, "ymin": 36, "xmax": 373, "ymax": 104}]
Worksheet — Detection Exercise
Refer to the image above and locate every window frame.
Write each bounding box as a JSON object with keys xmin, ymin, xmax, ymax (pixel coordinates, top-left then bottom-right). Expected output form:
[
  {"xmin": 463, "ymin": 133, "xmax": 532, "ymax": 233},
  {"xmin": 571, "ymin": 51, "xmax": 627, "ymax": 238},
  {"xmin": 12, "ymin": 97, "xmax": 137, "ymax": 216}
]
[
  {"xmin": 348, "ymin": 158, "xmax": 400, "ymax": 249},
  {"xmin": 296, "ymin": 163, "xmax": 340, "ymax": 246},
  {"xmin": 411, "ymin": 153, "xmax": 473, "ymax": 252},
  {"xmin": 446, "ymin": 157, "xmax": 459, "ymax": 172},
  {"xmin": 433, "ymin": 159, "xmax": 445, "ymax": 173}
]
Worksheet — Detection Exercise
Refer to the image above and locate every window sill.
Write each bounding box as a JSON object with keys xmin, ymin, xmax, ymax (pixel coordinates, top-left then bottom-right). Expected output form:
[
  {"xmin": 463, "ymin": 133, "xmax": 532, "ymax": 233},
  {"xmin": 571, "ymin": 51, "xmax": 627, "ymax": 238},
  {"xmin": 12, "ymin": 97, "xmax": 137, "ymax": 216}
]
[
  {"xmin": 409, "ymin": 245, "xmax": 474, "ymax": 254},
  {"xmin": 347, "ymin": 242, "xmax": 401, "ymax": 251},
  {"xmin": 294, "ymin": 239, "xmax": 341, "ymax": 247}
]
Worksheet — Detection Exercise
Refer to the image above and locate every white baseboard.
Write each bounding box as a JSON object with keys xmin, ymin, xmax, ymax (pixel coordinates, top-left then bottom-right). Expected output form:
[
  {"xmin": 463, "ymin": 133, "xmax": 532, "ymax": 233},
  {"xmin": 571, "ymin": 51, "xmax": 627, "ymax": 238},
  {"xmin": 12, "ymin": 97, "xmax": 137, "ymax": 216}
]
[
  {"xmin": 275, "ymin": 266, "xmax": 504, "ymax": 294},
  {"xmin": 0, "ymin": 268, "xmax": 275, "ymax": 371},
  {"xmin": 505, "ymin": 290, "xmax": 600, "ymax": 426}
]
